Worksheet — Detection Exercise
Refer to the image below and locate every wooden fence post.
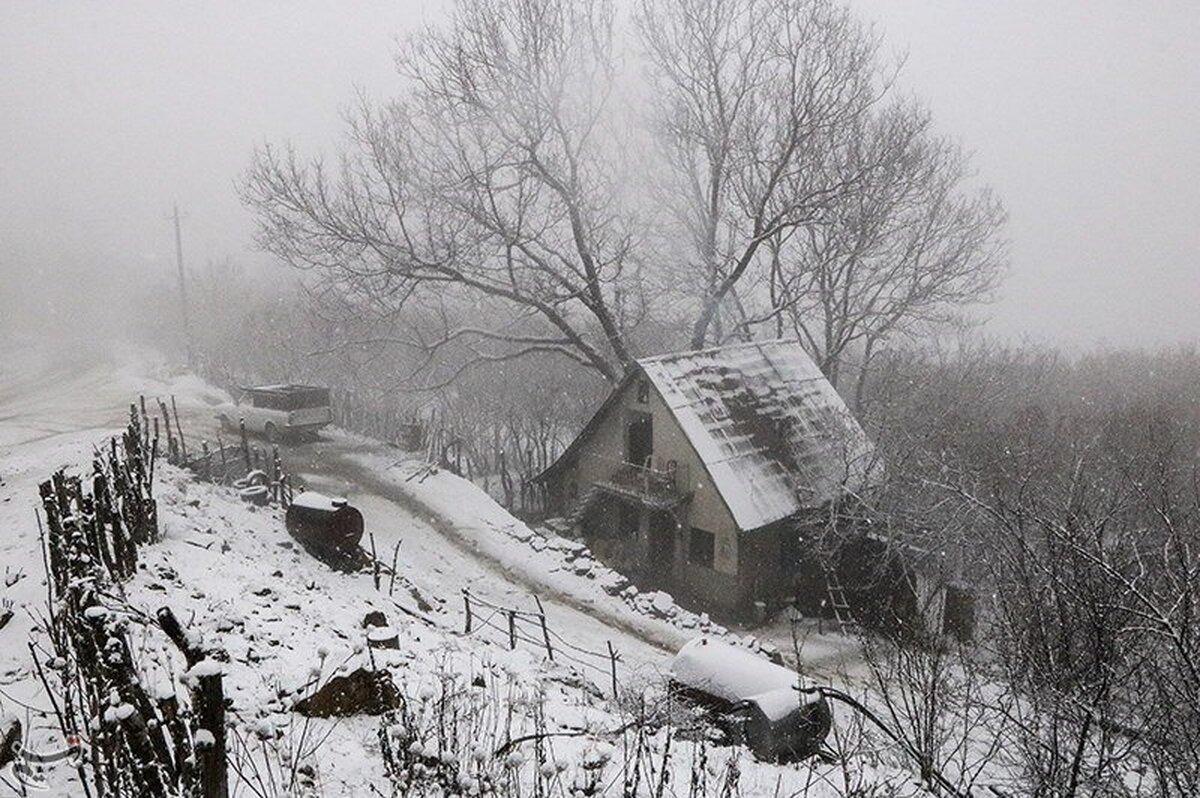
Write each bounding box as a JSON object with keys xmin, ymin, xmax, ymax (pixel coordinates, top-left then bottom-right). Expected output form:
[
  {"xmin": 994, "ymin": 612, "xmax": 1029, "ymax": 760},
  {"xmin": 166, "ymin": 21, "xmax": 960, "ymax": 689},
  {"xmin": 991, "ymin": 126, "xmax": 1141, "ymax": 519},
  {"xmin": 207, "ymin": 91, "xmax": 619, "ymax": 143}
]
[
  {"xmin": 170, "ymin": 395, "xmax": 187, "ymax": 464},
  {"xmin": 463, "ymin": 590, "xmax": 473, "ymax": 634},
  {"xmin": 239, "ymin": 419, "xmax": 250, "ymax": 469},
  {"xmin": 212, "ymin": 429, "xmax": 222, "ymax": 474},
  {"xmin": 388, "ymin": 540, "xmax": 401, "ymax": 597},
  {"xmin": 158, "ymin": 607, "xmax": 227, "ymax": 798},
  {"xmin": 507, "ymin": 610, "xmax": 517, "ymax": 650},
  {"xmin": 271, "ymin": 446, "xmax": 282, "ymax": 502},
  {"xmin": 607, "ymin": 641, "xmax": 618, "ymax": 699},
  {"xmin": 534, "ymin": 596, "xmax": 554, "ymax": 661},
  {"xmin": 140, "ymin": 395, "xmax": 150, "ymax": 452},
  {"xmin": 369, "ymin": 533, "xmax": 380, "ymax": 591}
]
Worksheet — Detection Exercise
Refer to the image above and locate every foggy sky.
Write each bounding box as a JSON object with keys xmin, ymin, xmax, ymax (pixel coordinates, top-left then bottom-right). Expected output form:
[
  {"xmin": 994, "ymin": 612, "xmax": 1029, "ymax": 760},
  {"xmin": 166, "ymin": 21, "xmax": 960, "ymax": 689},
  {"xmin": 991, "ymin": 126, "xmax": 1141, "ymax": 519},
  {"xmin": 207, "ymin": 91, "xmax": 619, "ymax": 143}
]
[{"xmin": 2, "ymin": 1, "xmax": 1197, "ymax": 348}]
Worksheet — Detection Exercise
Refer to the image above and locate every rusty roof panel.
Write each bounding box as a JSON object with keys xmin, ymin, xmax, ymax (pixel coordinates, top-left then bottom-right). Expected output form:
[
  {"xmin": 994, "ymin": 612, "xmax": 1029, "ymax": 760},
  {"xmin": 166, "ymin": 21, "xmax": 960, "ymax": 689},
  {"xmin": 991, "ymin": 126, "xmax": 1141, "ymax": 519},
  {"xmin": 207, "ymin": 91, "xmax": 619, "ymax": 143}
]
[{"xmin": 639, "ymin": 339, "xmax": 875, "ymax": 530}]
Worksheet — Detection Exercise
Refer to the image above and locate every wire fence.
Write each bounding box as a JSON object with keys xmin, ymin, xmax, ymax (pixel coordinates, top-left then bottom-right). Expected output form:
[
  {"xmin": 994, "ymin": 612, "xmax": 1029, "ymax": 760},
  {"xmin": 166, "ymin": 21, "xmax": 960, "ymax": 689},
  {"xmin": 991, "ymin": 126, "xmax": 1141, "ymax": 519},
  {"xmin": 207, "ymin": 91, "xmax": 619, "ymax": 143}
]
[
  {"xmin": 460, "ymin": 589, "xmax": 622, "ymax": 698},
  {"xmin": 139, "ymin": 393, "xmax": 296, "ymax": 508}
]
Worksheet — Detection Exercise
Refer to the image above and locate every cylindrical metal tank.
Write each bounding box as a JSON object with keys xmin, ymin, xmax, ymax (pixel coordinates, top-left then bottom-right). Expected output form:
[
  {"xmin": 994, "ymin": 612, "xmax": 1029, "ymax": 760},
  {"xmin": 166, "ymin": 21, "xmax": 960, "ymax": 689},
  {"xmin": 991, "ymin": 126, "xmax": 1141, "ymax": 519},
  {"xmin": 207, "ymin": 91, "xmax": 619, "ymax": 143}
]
[
  {"xmin": 669, "ymin": 636, "xmax": 831, "ymax": 762},
  {"xmin": 285, "ymin": 491, "xmax": 364, "ymax": 567}
]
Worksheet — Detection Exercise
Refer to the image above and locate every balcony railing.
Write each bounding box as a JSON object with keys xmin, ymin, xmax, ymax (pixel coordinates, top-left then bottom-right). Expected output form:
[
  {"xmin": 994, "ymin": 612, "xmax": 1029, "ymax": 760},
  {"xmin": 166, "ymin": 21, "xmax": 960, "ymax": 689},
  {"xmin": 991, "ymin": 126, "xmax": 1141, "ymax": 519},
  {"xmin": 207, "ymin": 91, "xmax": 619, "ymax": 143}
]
[{"xmin": 583, "ymin": 454, "xmax": 691, "ymax": 507}]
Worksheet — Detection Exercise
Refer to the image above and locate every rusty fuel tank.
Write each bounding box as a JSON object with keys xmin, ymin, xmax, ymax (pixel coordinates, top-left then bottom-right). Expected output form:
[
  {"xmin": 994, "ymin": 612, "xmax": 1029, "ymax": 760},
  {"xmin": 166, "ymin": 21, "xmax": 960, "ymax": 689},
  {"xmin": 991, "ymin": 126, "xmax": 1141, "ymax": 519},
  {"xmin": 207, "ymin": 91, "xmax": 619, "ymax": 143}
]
[{"xmin": 285, "ymin": 491, "xmax": 364, "ymax": 569}]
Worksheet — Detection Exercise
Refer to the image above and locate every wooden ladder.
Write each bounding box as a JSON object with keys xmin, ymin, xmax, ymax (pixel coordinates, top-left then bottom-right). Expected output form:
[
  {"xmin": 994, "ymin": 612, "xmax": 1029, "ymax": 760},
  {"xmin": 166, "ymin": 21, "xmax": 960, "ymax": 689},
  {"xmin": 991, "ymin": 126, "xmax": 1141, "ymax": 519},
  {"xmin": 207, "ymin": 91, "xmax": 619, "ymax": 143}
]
[{"xmin": 823, "ymin": 565, "xmax": 854, "ymax": 634}]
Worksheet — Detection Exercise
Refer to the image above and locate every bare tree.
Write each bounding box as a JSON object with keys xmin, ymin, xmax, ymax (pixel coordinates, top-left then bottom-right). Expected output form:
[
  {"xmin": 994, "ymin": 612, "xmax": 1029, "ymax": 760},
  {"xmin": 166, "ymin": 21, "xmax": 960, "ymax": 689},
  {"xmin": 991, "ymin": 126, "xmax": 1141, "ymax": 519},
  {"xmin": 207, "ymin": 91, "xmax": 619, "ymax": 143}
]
[
  {"xmin": 865, "ymin": 344, "xmax": 1200, "ymax": 795},
  {"xmin": 244, "ymin": 0, "xmax": 1004, "ymax": 391},
  {"xmin": 638, "ymin": 0, "xmax": 896, "ymax": 348},
  {"xmin": 764, "ymin": 104, "xmax": 1006, "ymax": 406},
  {"xmin": 244, "ymin": 0, "xmax": 639, "ymax": 383}
]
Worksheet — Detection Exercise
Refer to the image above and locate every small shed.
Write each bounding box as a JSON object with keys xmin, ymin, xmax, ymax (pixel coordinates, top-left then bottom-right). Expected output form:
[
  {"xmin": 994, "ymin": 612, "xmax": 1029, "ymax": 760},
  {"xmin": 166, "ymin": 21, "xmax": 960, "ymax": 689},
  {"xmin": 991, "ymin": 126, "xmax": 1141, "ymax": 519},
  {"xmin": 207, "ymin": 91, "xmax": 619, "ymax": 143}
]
[{"xmin": 669, "ymin": 637, "xmax": 831, "ymax": 761}]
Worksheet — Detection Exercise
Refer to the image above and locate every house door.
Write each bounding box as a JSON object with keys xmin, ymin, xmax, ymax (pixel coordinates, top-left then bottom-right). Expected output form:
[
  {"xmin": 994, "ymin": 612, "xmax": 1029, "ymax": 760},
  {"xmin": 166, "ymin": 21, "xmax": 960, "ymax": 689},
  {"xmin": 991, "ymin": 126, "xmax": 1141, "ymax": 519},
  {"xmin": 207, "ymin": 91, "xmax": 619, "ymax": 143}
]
[
  {"xmin": 626, "ymin": 412, "xmax": 653, "ymax": 467},
  {"xmin": 648, "ymin": 510, "xmax": 674, "ymax": 571}
]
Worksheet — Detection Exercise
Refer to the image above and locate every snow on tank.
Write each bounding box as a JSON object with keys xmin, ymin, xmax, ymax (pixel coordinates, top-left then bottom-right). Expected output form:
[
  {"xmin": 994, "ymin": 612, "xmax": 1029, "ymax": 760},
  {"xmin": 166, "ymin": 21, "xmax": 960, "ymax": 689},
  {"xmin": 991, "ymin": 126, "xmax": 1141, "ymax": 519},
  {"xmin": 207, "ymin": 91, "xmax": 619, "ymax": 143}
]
[
  {"xmin": 669, "ymin": 636, "xmax": 832, "ymax": 762},
  {"xmin": 290, "ymin": 491, "xmax": 349, "ymax": 512},
  {"xmin": 670, "ymin": 636, "xmax": 798, "ymax": 705}
]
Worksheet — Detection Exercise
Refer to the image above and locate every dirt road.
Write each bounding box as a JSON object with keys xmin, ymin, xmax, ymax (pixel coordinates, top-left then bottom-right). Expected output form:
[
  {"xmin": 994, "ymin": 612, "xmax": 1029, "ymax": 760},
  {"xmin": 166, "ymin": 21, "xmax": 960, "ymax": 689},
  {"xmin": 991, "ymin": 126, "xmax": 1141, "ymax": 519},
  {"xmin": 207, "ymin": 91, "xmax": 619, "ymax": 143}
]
[{"xmin": 0, "ymin": 347, "xmax": 674, "ymax": 684}]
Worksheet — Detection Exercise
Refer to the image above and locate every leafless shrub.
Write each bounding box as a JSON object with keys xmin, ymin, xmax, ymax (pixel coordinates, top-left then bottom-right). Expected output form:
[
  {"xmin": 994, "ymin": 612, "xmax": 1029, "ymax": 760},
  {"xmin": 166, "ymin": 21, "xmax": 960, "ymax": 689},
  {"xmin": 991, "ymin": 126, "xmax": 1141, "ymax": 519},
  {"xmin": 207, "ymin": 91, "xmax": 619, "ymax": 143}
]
[{"xmin": 860, "ymin": 342, "xmax": 1200, "ymax": 795}]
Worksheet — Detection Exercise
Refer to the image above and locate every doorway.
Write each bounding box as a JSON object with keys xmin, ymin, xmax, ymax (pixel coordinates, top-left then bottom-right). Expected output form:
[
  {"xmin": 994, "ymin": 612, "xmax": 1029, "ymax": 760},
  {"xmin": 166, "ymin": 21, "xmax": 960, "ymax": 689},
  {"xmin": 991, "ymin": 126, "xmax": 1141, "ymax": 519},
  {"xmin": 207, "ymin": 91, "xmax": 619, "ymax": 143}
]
[
  {"xmin": 626, "ymin": 411, "xmax": 653, "ymax": 467},
  {"xmin": 648, "ymin": 510, "xmax": 674, "ymax": 572}
]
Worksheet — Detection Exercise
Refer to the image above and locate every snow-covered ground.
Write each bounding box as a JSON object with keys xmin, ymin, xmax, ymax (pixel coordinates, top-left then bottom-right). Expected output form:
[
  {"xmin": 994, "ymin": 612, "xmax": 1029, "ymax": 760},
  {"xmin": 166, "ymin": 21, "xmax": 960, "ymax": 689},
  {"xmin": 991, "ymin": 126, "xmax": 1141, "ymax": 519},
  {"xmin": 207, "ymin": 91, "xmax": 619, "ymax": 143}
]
[
  {"xmin": 1, "ymin": 345, "xmax": 907, "ymax": 795},
  {"xmin": 342, "ymin": 452, "xmax": 866, "ymax": 679}
]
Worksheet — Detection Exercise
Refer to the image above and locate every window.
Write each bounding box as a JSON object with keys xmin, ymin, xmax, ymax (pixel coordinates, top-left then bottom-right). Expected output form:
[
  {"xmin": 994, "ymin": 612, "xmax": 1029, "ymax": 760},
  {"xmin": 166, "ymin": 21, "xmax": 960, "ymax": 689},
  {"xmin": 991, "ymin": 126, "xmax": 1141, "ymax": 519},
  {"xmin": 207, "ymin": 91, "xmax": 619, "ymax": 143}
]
[
  {"xmin": 618, "ymin": 502, "xmax": 640, "ymax": 538},
  {"xmin": 689, "ymin": 527, "xmax": 715, "ymax": 568}
]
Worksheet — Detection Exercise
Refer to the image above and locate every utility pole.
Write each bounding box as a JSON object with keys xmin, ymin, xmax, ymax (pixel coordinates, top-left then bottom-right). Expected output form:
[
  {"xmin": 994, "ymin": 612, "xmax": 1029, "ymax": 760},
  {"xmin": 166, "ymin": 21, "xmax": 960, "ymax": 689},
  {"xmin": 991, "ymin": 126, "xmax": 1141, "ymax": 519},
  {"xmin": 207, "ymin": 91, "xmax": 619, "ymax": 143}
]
[{"xmin": 171, "ymin": 204, "xmax": 194, "ymax": 367}]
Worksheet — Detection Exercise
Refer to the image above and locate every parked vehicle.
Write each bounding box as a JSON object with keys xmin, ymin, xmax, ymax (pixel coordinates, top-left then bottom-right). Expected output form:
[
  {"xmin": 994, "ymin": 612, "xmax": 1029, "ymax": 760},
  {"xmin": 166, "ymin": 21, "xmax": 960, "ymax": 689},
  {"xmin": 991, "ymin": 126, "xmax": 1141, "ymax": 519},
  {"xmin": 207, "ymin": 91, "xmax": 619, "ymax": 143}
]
[{"xmin": 215, "ymin": 384, "xmax": 333, "ymax": 443}]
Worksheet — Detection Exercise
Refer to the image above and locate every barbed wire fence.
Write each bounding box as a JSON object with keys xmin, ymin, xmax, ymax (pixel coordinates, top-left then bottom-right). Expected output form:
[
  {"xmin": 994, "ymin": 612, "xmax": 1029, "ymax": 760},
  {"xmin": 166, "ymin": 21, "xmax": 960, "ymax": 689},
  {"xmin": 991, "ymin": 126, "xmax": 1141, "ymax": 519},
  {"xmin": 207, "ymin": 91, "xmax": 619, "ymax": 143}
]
[{"xmin": 460, "ymin": 590, "xmax": 622, "ymax": 699}]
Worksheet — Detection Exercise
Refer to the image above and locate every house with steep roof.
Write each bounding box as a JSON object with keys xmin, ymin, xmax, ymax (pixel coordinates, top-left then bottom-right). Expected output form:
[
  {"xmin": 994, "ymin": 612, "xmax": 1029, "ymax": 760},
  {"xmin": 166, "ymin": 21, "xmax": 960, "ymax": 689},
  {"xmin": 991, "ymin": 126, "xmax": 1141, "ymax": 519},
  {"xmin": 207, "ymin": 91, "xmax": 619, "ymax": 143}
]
[{"xmin": 534, "ymin": 339, "xmax": 877, "ymax": 615}]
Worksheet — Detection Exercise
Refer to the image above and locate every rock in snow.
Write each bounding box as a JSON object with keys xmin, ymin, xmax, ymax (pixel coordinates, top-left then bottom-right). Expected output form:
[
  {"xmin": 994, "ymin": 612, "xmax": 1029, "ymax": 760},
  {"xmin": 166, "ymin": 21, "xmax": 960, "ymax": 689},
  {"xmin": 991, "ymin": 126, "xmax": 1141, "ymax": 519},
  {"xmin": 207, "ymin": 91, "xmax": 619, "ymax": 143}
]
[{"xmin": 293, "ymin": 668, "xmax": 402, "ymax": 717}]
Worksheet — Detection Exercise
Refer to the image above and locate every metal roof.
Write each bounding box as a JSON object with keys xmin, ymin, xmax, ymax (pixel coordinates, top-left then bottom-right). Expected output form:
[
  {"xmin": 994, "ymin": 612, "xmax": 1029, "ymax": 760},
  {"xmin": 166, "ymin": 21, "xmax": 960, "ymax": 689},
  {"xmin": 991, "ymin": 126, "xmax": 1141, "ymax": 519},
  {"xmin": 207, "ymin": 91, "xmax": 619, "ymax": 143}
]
[
  {"xmin": 639, "ymin": 339, "xmax": 876, "ymax": 531},
  {"xmin": 243, "ymin": 384, "xmax": 328, "ymax": 394}
]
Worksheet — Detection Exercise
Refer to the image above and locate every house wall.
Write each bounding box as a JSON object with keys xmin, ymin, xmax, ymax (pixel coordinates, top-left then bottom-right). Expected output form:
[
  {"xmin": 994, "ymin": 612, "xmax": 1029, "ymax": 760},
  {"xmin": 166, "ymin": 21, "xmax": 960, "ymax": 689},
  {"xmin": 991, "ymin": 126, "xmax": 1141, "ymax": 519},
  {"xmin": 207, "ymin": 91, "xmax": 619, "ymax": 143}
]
[
  {"xmin": 737, "ymin": 526, "xmax": 792, "ymax": 606},
  {"xmin": 549, "ymin": 372, "xmax": 752, "ymax": 611}
]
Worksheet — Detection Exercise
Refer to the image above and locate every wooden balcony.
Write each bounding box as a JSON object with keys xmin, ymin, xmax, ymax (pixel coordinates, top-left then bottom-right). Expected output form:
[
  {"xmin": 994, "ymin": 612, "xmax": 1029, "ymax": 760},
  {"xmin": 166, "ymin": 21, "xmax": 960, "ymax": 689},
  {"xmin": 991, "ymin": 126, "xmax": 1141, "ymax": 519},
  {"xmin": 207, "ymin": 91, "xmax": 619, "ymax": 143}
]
[{"xmin": 590, "ymin": 455, "xmax": 691, "ymax": 509}]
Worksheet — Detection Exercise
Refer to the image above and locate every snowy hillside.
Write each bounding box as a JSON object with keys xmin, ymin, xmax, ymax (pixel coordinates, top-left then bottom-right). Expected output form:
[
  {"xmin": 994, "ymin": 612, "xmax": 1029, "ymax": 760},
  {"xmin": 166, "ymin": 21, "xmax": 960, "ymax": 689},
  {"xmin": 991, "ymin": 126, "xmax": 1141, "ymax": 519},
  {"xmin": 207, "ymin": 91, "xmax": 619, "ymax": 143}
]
[{"xmin": 0, "ymin": 349, "xmax": 923, "ymax": 796}]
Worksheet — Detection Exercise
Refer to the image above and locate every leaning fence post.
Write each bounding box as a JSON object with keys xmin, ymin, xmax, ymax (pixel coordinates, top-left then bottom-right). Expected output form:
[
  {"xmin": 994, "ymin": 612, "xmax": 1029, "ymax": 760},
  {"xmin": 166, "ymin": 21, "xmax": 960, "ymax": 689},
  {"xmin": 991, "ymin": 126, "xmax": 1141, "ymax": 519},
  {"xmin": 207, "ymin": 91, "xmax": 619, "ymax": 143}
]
[
  {"xmin": 463, "ymin": 590, "xmax": 473, "ymax": 634},
  {"xmin": 159, "ymin": 607, "xmax": 228, "ymax": 798},
  {"xmin": 607, "ymin": 641, "xmax": 618, "ymax": 699},
  {"xmin": 534, "ymin": 596, "xmax": 554, "ymax": 661},
  {"xmin": 157, "ymin": 399, "xmax": 174, "ymax": 459},
  {"xmin": 368, "ymin": 533, "xmax": 381, "ymax": 591},
  {"xmin": 239, "ymin": 419, "xmax": 250, "ymax": 469},
  {"xmin": 388, "ymin": 540, "xmax": 401, "ymax": 597},
  {"xmin": 170, "ymin": 395, "xmax": 187, "ymax": 464},
  {"xmin": 507, "ymin": 610, "xmax": 517, "ymax": 650}
]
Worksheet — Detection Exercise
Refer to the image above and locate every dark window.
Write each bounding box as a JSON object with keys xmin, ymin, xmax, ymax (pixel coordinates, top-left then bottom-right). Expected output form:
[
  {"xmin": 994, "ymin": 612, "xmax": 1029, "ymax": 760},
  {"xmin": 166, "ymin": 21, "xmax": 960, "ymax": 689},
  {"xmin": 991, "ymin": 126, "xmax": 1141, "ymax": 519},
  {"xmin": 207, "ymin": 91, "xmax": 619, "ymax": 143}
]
[
  {"xmin": 689, "ymin": 527, "xmax": 715, "ymax": 568},
  {"xmin": 618, "ymin": 502, "xmax": 640, "ymax": 538},
  {"xmin": 626, "ymin": 412, "xmax": 653, "ymax": 466},
  {"xmin": 637, "ymin": 380, "xmax": 650, "ymax": 403},
  {"xmin": 250, "ymin": 392, "xmax": 286, "ymax": 410}
]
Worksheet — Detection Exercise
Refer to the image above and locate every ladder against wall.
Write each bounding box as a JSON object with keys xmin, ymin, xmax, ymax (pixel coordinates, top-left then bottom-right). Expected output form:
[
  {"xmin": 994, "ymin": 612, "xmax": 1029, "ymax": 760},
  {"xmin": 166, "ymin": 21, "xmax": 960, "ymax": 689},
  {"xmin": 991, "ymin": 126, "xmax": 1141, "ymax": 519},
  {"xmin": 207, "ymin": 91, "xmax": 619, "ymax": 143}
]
[{"xmin": 822, "ymin": 564, "xmax": 854, "ymax": 634}]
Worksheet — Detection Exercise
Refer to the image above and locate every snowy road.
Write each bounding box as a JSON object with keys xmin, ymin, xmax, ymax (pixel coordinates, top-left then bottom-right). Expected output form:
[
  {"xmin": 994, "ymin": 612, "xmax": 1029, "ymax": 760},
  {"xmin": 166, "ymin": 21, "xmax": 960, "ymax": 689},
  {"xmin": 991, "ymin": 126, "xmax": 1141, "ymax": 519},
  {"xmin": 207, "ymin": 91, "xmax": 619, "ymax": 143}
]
[{"xmin": 0, "ymin": 346, "xmax": 674, "ymax": 692}]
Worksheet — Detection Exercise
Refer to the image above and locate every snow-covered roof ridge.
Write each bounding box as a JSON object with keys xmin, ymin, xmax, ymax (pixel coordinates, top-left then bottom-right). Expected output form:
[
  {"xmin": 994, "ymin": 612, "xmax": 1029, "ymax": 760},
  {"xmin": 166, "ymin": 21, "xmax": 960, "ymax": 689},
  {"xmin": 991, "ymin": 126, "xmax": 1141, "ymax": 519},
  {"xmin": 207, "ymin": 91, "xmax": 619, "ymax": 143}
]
[
  {"xmin": 635, "ymin": 337, "xmax": 796, "ymax": 366},
  {"xmin": 639, "ymin": 338, "xmax": 876, "ymax": 531}
]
